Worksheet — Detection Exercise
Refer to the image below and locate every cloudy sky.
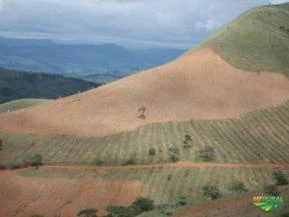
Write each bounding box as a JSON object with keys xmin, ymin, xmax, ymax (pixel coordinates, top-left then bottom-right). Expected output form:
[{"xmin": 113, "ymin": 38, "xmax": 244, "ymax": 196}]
[{"xmin": 0, "ymin": 0, "xmax": 288, "ymax": 48}]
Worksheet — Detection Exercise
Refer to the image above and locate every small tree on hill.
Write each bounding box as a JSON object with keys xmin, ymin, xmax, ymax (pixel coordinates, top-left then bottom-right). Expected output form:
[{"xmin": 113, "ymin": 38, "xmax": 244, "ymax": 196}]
[
  {"xmin": 168, "ymin": 147, "xmax": 180, "ymax": 163},
  {"xmin": 77, "ymin": 208, "xmax": 98, "ymax": 217},
  {"xmin": 198, "ymin": 147, "xmax": 215, "ymax": 162},
  {"xmin": 137, "ymin": 106, "xmax": 147, "ymax": 120},
  {"xmin": 131, "ymin": 197, "xmax": 155, "ymax": 216},
  {"xmin": 183, "ymin": 135, "xmax": 193, "ymax": 149},
  {"xmin": 30, "ymin": 154, "xmax": 43, "ymax": 167},
  {"xmin": 149, "ymin": 148, "xmax": 156, "ymax": 156},
  {"xmin": 202, "ymin": 185, "xmax": 221, "ymax": 200},
  {"xmin": 184, "ymin": 135, "xmax": 192, "ymax": 142},
  {"xmin": 273, "ymin": 171, "xmax": 289, "ymax": 186},
  {"xmin": 106, "ymin": 205, "xmax": 133, "ymax": 217},
  {"xmin": 228, "ymin": 180, "xmax": 248, "ymax": 193}
]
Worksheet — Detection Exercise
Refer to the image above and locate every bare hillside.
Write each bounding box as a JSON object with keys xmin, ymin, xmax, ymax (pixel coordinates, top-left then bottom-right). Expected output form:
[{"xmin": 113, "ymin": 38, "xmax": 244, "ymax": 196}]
[{"xmin": 1, "ymin": 48, "xmax": 289, "ymax": 137}]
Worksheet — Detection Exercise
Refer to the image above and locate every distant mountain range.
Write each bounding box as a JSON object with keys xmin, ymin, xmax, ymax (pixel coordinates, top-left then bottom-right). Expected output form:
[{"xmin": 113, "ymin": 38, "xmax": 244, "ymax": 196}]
[{"xmin": 0, "ymin": 37, "xmax": 186, "ymax": 80}]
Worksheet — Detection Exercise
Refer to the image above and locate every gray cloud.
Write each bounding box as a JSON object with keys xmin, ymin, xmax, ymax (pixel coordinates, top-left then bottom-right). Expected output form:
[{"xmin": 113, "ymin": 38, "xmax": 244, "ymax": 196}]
[
  {"xmin": 0, "ymin": 0, "xmax": 286, "ymax": 48},
  {"xmin": 270, "ymin": 0, "xmax": 289, "ymax": 3}
]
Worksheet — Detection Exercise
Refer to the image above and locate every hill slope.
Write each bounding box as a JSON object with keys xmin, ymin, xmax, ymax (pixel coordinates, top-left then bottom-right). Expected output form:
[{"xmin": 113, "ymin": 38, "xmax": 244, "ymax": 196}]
[
  {"xmin": 0, "ymin": 48, "xmax": 289, "ymax": 137},
  {"xmin": 0, "ymin": 68, "xmax": 100, "ymax": 103},
  {"xmin": 185, "ymin": 3, "xmax": 289, "ymax": 76}
]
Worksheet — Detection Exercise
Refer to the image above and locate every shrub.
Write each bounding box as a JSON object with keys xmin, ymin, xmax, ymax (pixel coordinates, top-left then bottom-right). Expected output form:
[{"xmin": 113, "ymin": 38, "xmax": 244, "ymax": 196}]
[
  {"xmin": 149, "ymin": 148, "xmax": 156, "ymax": 156},
  {"xmin": 94, "ymin": 159, "xmax": 104, "ymax": 165},
  {"xmin": 264, "ymin": 185, "xmax": 281, "ymax": 196},
  {"xmin": 131, "ymin": 197, "xmax": 155, "ymax": 216},
  {"xmin": 30, "ymin": 215, "xmax": 44, "ymax": 217},
  {"xmin": 0, "ymin": 139, "xmax": 3, "ymax": 151},
  {"xmin": 177, "ymin": 196, "xmax": 187, "ymax": 206},
  {"xmin": 102, "ymin": 214, "xmax": 113, "ymax": 217},
  {"xmin": 30, "ymin": 154, "xmax": 43, "ymax": 167},
  {"xmin": 124, "ymin": 153, "xmax": 137, "ymax": 165},
  {"xmin": 0, "ymin": 164, "xmax": 8, "ymax": 170},
  {"xmin": 168, "ymin": 147, "xmax": 180, "ymax": 163},
  {"xmin": 169, "ymin": 148, "xmax": 180, "ymax": 155},
  {"xmin": 137, "ymin": 106, "xmax": 147, "ymax": 120},
  {"xmin": 77, "ymin": 208, "xmax": 98, "ymax": 217},
  {"xmin": 228, "ymin": 180, "xmax": 248, "ymax": 193},
  {"xmin": 185, "ymin": 135, "xmax": 192, "ymax": 142},
  {"xmin": 183, "ymin": 144, "xmax": 192, "ymax": 149},
  {"xmin": 107, "ymin": 206, "xmax": 133, "ymax": 217},
  {"xmin": 8, "ymin": 163, "xmax": 21, "ymax": 170},
  {"xmin": 273, "ymin": 171, "xmax": 289, "ymax": 186},
  {"xmin": 167, "ymin": 174, "xmax": 172, "ymax": 181},
  {"xmin": 198, "ymin": 147, "xmax": 215, "ymax": 162},
  {"xmin": 169, "ymin": 154, "xmax": 180, "ymax": 163},
  {"xmin": 202, "ymin": 185, "xmax": 221, "ymax": 200}
]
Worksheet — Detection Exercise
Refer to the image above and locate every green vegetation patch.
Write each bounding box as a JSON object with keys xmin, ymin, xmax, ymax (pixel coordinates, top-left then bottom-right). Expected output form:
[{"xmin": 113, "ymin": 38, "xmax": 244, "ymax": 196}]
[
  {"xmin": 0, "ymin": 98, "xmax": 51, "ymax": 113},
  {"xmin": 185, "ymin": 4, "xmax": 289, "ymax": 77}
]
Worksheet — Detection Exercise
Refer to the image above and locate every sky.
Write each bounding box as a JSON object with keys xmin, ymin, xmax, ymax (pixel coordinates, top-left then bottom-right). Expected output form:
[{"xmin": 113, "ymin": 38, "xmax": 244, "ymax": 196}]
[{"xmin": 0, "ymin": 0, "xmax": 288, "ymax": 49}]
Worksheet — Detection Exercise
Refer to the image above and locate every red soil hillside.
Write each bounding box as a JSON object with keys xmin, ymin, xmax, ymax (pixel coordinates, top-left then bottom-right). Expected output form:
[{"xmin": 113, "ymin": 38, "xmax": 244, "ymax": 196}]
[
  {"xmin": 0, "ymin": 171, "xmax": 141, "ymax": 217},
  {"xmin": 1, "ymin": 48, "xmax": 289, "ymax": 137}
]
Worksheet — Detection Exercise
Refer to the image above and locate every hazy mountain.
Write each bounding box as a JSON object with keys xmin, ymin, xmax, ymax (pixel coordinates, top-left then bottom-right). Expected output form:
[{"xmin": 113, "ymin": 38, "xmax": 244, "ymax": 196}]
[{"xmin": 0, "ymin": 37, "xmax": 186, "ymax": 78}]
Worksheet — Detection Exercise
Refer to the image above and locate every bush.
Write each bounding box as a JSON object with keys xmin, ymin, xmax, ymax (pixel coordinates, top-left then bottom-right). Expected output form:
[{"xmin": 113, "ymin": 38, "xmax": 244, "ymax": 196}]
[
  {"xmin": 183, "ymin": 144, "xmax": 192, "ymax": 149},
  {"xmin": 0, "ymin": 139, "xmax": 3, "ymax": 151},
  {"xmin": 123, "ymin": 153, "xmax": 137, "ymax": 165},
  {"xmin": 149, "ymin": 148, "xmax": 156, "ymax": 156},
  {"xmin": 168, "ymin": 148, "xmax": 180, "ymax": 163},
  {"xmin": 228, "ymin": 180, "xmax": 248, "ymax": 193},
  {"xmin": 131, "ymin": 197, "xmax": 155, "ymax": 216},
  {"xmin": 273, "ymin": 171, "xmax": 289, "ymax": 186},
  {"xmin": 177, "ymin": 196, "xmax": 187, "ymax": 206},
  {"xmin": 30, "ymin": 215, "xmax": 44, "ymax": 217},
  {"xmin": 0, "ymin": 164, "xmax": 8, "ymax": 170},
  {"xmin": 77, "ymin": 208, "xmax": 98, "ymax": 217},
  {"xmin": 169, "ymin": 154, "xmax": 180, "ymax": 163},
  {"xmin": 30, "ymin": 154, "xmax": 43, "ymax": 167},
  {"xmin": 168, "ymin": 148, "xmax": 180, "ymax": 155},
  {"xmin": 202, "ymin": 185, "xmax": 221, "ymax": 200},
  {"xmin": 107, "ymin": 206, "xmax": 133, "ymax": 217},
  {"xmin": 8, "ymin": 163, "xmax": 21, "ymax": 170},
  {"xmin": 198, "ymin": 147, "xmax": 215, "ymax": 162},
  {"xmin": 185, "ymin": 135, "xmax": 192, "ymax": 142},
  {"xmin": 167, "ymin": 174, "xmax": 172, "ymax": 181},
  {"xmin": 264, "ymin": 185, "xmax": 281, "ymax": 196},
  {"xmin": 94, "ymin": 159, "xmax": 104, "ymax": 165}
]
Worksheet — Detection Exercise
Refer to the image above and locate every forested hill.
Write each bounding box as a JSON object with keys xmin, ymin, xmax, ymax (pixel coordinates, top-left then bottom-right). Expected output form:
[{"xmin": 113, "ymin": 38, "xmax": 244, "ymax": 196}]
[{"xmin": 0, "ymin": 68, "xmax": 101, "ymax": 103}]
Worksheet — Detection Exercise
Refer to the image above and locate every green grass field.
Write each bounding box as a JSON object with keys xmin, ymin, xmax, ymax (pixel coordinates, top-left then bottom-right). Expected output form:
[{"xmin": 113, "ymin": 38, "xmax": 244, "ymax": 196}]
[
  {"xmin": 1, "ymin": 100, "xmax": 289, "ymax": 166},
  {"xmin": 185, "ymin": 3, "xmax": 289, "ymax": 77},
  {"xmin": 0, "ymin": 98, "xmax": 51, "ymax": 113}
]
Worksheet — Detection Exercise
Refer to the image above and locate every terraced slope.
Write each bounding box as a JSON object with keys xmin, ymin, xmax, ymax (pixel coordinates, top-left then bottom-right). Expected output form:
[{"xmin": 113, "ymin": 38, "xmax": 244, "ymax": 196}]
[
  {"xmin": 1, "ymin": 167, "xmax": 288, "ymax": 217},
  {"xmin": 1, "ymin": 100, "xmax": 289, "ymax": 165},
  {"xmin": 185, "ymin": 3, "xmax": 289, "ymax": 76}
]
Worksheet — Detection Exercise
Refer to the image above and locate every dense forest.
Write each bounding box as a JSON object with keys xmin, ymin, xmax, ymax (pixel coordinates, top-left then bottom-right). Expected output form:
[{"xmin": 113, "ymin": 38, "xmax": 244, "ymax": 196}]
[{"xmin": 0, "ymin": 68, "xmax": 101, "ymax": 103}]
